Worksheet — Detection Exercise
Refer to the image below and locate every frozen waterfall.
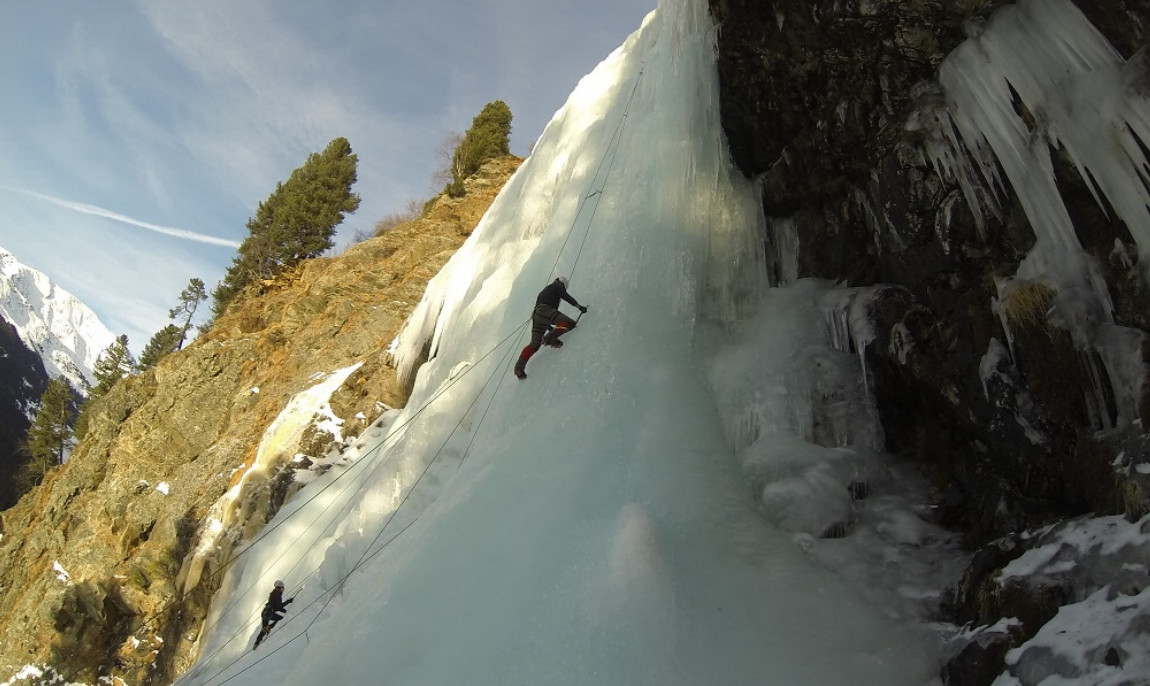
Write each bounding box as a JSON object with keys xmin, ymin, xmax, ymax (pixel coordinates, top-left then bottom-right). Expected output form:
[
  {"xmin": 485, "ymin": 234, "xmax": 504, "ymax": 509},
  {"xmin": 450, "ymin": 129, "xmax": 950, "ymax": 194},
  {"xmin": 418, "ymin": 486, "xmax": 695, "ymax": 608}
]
[{"xmin": 176, "ymin": 1, "xmax": 956, "ymax": 685}]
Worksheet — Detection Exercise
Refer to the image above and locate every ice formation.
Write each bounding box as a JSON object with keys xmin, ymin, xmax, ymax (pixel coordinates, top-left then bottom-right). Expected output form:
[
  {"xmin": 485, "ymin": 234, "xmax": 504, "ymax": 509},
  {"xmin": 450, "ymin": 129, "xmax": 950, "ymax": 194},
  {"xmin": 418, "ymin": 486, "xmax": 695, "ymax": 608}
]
[
  {"xmin": 918, "ymin": 0, "xmax": 1150, "ymax": 431},
  {"xmin": 175, "ymin": 1, "xmax": 951, "ymax": 685}
]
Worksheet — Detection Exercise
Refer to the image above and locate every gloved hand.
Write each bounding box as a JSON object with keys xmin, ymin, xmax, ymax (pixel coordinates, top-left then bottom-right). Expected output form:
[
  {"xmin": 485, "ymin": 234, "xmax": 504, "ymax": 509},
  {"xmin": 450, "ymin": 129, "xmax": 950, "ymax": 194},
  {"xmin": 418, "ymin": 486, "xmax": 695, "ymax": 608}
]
[
  {"xmin": 579, "ymin": 305, "xmax": 588, "ymax": 313},
  {"xmin": 285, "ymin": 597, "xmax": 294, "ymax": 605}
]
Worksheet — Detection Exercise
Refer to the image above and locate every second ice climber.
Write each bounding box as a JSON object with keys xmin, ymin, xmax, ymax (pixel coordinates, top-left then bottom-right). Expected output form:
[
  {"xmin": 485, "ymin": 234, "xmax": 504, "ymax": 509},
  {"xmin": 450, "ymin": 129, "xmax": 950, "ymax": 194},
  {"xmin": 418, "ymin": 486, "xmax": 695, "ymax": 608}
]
[{"xmin": 514, "ymin": 277, "xmax": 588, "ymax": 380}]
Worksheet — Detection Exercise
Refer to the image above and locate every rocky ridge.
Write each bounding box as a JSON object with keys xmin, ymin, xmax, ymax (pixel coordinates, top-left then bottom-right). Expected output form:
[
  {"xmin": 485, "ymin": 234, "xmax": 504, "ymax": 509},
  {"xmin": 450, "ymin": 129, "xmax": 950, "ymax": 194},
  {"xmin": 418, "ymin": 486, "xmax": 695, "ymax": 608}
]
[
  {"xmin": 0, "ymin": 155, "xmax": 522, "ymax": 686},
  {"xmin": 0, "ymin": 247, "xmax": 115, "ymax": 391}
]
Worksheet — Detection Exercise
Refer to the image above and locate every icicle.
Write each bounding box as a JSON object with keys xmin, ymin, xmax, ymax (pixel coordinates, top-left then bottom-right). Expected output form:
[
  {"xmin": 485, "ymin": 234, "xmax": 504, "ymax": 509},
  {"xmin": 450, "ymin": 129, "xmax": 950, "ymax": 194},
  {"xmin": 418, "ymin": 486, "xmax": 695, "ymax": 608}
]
[
  {"xmin": 1079, "ymin": 349, "xmax": 1117, "ymax": 431},
  {"xmin": 815, "ymin": 286, "xmax": 886, "ymax": 402},
  {"xmin": 920, "ymin": 0, "xmax": 1150, "ymax": 315},
  {"xmin": 979, "ymin": 337, "xmax": 1012, "ymax": 401},
  {"xmin": 1095, "ymin": 323, "xmax": 1149, "ymax": 429},
  {"xmin": 765, "ymin": 216, "xmax": 799, "ymax": 287}
]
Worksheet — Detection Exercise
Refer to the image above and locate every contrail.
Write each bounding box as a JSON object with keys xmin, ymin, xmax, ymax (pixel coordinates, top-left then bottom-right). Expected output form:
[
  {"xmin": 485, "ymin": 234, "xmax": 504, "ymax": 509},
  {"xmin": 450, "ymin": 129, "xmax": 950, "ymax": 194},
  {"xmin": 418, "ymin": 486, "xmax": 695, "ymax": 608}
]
[{"xmin": 7, "ymin": 187, "xmax": 241, "ymax": 248}]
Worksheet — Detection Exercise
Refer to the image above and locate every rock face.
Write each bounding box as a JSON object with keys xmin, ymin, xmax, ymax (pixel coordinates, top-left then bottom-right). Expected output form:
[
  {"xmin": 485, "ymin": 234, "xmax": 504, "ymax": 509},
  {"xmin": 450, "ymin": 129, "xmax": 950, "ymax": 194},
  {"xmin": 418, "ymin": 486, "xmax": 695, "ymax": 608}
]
[
  {"xmin": 0, "ymin": 156, "xmax": 521, "ymax": 686},
  {"xmin": 710, "ymin": 0, "xmax": 1150, "ymax": 682}
]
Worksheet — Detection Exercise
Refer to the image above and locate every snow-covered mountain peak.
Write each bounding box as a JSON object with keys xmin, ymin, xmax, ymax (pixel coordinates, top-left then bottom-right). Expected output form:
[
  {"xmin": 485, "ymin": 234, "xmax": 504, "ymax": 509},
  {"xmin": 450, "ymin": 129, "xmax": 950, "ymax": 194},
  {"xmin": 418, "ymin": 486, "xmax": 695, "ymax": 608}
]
[{"xmin": 0, "ymin": 246, "xmax": 116, "ymax": 390}]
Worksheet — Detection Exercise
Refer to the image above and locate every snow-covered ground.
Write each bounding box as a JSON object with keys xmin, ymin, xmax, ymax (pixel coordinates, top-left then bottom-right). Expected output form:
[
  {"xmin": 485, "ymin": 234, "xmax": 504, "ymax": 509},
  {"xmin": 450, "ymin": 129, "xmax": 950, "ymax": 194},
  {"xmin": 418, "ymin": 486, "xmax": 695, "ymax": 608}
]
[{"xmin": 988, "ymin": 515, "xmax": 1150, "ymax": 686}]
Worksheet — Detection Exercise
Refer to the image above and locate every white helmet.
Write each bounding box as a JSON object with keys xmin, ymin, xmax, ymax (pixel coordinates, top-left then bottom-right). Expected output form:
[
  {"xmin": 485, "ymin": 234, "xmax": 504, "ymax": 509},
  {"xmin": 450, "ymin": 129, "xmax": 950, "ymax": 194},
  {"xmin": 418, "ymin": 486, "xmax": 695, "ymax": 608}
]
[
  {"xmin": 556, "ymin": 276, "xmax": 569, "ymax": 288},
  {"xmin": 274, "ymin": 579, "xmax": 285, "ymax": 589}
]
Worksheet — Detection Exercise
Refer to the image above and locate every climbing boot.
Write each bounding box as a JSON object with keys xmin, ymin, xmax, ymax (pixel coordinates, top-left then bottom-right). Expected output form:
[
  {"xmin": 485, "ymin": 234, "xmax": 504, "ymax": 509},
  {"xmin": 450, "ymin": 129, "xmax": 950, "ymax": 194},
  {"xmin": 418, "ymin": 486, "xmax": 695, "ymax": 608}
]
[{"xmin": 542, "ymin": 326, "xmax": 568, "ymax": 348}]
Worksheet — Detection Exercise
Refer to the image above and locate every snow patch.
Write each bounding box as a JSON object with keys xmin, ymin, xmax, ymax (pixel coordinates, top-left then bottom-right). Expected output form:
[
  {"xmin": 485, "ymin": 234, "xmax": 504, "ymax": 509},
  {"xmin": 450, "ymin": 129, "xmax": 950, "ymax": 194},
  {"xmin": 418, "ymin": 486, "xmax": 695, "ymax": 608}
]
[
  {"xmin": 51, "ymin": 561, "xmax": 70, "ymax": 584},
  {"xmin": 1003, "ymin": 586, "xmax": 1150, "ymax": 685},
  {"xmin": 0, "ymin": 665, "xmax": 87, "ymax": 686}
]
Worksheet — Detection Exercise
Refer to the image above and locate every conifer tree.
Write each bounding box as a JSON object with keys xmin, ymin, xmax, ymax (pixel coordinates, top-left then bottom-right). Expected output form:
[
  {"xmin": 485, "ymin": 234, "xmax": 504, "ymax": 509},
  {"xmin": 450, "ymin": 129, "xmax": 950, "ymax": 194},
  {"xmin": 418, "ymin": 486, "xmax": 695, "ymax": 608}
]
[
  {"xmin": 138, "ymin": 324, "xmax": 183, "ymax": 371},
  {"xmin": 170, "ymin": 278, "xmax": 207, "ymax": 348},
  {"xmin": 75, "ymin": 334, "xmax": 134, "ymax": 440},
  {"xmin": 448, "ymin": 101, "xmax": 512, "ymax": 196},
  {"xmin": 212, "ymin": 138, "xmax": 361, "ymax": 317},
  {"xmin": 19, "ymin": 378, "xmax": 75, "ymax": 487},
  {"xmin": 92, "ymin": 335, "xmax": 134, "ymax": 396}
]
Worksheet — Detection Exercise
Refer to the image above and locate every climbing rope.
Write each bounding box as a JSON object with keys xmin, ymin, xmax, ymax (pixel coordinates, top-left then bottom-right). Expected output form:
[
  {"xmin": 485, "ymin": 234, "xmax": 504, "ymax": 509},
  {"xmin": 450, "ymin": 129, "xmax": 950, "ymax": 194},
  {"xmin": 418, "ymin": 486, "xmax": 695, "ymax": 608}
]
[
  {"xmin": 548, "ymin": 65, "xmax": 645, "ymax": 284},
  {"xmin": 299, "ymin": 328, "xmax": 522, "ymax": 629},
  {"xmin": 180, "ymin": 324, "xmax": 525, "ymax": 686}
]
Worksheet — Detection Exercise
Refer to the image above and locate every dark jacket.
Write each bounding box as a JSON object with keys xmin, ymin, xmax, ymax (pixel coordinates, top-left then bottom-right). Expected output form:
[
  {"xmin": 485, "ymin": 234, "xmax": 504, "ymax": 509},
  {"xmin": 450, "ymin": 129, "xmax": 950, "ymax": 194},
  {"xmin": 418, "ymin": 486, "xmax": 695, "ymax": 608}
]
[
  {"xmin": 536, "ymin": 280, "xmax": 582, "ymax": 310},
  {"xmin": 265, "ymin": 588, "xmax": 290, "ymax": 614}
]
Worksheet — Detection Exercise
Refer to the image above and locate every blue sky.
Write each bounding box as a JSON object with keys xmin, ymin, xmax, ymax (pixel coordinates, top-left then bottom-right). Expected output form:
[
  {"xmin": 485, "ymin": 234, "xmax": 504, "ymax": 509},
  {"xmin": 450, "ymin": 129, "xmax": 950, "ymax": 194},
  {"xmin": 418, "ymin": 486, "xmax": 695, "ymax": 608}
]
[{"xmin": 0, "ymin": 0, "xmax": 656, "ymax": 352}]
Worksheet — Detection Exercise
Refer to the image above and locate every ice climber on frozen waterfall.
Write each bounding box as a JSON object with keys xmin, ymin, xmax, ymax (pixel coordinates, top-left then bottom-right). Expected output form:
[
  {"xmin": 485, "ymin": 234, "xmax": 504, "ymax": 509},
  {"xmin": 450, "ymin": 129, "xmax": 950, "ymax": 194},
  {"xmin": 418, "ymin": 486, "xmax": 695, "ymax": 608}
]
[
  {"xmin": 514, "ymin": 277, "xmax": 587, "ymax": 380},
  {"xmin": 252, "ymin": 579, "xmax": 293, "ymax": 649}
]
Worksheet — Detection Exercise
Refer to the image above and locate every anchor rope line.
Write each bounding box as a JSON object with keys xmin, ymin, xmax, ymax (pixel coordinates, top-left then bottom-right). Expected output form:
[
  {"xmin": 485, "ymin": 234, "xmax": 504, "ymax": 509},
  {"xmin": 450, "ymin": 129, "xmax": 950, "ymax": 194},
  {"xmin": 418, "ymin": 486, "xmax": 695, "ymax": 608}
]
[
  {"xmin": 507, "ymin": 66, "xmax": 645, "ymax": 370},
  {"xmin": 455, "ymin": 332, "xmax": 519, "ymax": 475},
  {"xmin": 548, "ymin": 65, "xmax": 645, "ymax": 285},
  {"xmin": 139, "ymin": 392, "xmax": 409, "ymax": 640},
  {"xmin": 300, "ymin": 324, "xmax": 525, "ymax": 630},
  {"xmin": 182, "ymin": 438, "xmax": 383, "ymax": 648}
]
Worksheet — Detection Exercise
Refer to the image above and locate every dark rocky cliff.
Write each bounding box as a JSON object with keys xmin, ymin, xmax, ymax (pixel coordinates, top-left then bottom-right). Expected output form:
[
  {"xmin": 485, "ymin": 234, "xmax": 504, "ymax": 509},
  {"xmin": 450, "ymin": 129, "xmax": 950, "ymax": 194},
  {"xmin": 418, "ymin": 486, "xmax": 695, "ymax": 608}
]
[{"xmin": 710, "ymin": 0, "xmax": 1150, "ymax": 682}]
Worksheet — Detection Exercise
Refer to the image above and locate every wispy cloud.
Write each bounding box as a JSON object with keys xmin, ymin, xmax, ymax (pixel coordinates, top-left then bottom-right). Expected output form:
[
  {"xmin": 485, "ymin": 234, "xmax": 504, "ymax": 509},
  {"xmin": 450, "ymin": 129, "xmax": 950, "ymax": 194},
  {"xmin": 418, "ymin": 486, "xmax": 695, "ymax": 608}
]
[
  {"xmin": 4, "ymin": 187, "xmax": 240, "ymax": 248},
  {"xmin": 0, "ymin": 0, "xmax": 654, "ymax": 350}
]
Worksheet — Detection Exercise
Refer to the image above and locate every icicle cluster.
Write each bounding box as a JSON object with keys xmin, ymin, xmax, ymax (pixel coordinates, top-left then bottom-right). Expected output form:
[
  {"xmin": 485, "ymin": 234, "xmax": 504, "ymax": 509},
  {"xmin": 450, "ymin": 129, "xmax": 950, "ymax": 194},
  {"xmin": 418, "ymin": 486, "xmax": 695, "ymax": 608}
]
[{"xmin": 915, "ymin": 0, "xmax": 1150, "ymax": 431}]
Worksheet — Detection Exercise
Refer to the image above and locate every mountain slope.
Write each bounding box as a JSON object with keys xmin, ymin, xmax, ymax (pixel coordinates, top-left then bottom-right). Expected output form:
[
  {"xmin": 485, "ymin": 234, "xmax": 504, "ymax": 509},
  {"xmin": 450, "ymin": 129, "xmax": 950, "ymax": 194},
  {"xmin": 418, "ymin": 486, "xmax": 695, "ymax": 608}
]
[{"xmin": 0, "ymin": 156, "xmax": 521, "ymax": 685}]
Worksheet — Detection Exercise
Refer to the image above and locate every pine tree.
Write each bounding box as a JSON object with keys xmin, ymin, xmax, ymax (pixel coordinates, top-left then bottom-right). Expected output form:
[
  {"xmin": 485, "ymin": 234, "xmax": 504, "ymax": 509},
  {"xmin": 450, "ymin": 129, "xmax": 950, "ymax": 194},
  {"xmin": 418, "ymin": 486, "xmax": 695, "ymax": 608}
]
[
  {"xmin": 448, "ymin": 101, "xmax": 513, "ymax": 196},
  {"xmin": 92, "ymin": 335, "xmax": 134, "ymax": 396},
  {"xmin": 76, "ymin": 334, "xmax": 134, "ymax": 441},
  {"xmin": 19, "ymin": 378, "xmax": 75, "ymax": 487},
  {"xmin": 169, "ymin": 278, "xmax": 207, "ymax": 348},
  {"xmin": 138, "ymin": 324, "xmax": 183, "ymax": 371},
  {"xmin": 212, "ymin": 137, "xmax": 361, "ymax": 317}
]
